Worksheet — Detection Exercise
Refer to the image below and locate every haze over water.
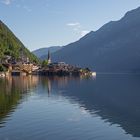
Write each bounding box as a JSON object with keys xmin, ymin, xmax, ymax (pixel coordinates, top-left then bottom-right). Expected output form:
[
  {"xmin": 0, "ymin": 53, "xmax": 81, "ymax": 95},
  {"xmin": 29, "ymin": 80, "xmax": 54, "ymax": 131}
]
[{"xmin": 0, "ymin": 74, "xmax": 140, "ymax": 140}]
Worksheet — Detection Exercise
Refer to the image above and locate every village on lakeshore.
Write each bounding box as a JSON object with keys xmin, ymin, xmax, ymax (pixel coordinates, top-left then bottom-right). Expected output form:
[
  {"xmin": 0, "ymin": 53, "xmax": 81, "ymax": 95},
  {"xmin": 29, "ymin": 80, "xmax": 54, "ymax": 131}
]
[{"xmin": 0, "ymin": 49, "xmax": 96, "ymax": 77}]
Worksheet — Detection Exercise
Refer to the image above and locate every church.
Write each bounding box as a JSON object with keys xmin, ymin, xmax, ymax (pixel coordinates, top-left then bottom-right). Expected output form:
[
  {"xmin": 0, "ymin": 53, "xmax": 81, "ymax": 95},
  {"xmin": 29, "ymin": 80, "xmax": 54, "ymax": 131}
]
[{"xmin": 47, "ymin": 50, "xmax": 51, "ymax": 64}]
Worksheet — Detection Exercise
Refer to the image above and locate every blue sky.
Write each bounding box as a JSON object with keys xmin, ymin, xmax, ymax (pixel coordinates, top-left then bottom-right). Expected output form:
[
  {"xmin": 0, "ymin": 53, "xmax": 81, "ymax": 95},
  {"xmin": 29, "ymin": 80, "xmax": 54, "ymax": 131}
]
[{"xmin": 1, "ymin": 0, "xmax": 140, "ymax": 51}]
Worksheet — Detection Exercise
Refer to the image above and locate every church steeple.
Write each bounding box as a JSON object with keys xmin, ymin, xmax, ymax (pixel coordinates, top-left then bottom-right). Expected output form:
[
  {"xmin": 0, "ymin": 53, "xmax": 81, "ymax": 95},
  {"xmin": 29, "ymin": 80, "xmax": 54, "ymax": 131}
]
[{"xmin": 47, "ymin": 50, "xmax": 51, "ymax": 64}]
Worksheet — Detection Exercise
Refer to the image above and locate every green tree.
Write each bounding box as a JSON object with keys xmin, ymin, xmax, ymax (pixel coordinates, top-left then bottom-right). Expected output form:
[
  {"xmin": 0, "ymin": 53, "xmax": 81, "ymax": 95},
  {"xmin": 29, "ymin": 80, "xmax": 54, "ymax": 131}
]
[
  {"xmin": 42, "ymin": 60, "xmax": 48, "ymax": 67},
  {"xmin": 0, "ymin": 20, "xmax": 39, "ymax": 64},
  {"xmin": 0, "ymin": 64, "xmax": 6, "ymax": 72}
]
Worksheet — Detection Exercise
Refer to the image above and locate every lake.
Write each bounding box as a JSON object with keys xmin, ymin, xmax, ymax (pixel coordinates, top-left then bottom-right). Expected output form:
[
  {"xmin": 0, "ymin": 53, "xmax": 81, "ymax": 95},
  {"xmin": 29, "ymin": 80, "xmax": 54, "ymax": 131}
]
[{"xmin": 0, "ymin": 74, "xmax": 140, "ymax": 140}]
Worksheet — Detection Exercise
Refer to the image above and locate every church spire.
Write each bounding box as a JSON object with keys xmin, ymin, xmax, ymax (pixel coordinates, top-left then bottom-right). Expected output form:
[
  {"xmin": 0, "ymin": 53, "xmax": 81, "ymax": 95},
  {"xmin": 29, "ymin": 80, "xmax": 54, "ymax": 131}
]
[{"xmin": 47, "ymin": 50, "xmax": 51, "ymax": 64}]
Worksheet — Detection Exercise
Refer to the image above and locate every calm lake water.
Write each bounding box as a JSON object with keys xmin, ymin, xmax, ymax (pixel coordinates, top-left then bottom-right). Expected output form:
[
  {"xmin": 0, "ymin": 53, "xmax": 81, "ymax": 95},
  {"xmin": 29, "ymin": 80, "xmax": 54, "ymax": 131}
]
[{"xmin": 0, "ymin": 74, "xmax": 140, "ymax": 140}]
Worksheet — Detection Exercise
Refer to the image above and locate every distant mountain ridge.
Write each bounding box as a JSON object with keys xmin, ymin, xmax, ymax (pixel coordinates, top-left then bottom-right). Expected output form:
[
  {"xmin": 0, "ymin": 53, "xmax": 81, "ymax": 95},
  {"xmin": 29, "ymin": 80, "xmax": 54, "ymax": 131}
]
[
  {"xmin": 51, "ymin": 7, "xmax": 140, "ymax": 73},
  {"xmin": 32, "ymin": 46, "xmax": 61, "ymax": 59},
  {"xmin": 0, "ymin": 20, "xmax": 38, "ymax": 62}
]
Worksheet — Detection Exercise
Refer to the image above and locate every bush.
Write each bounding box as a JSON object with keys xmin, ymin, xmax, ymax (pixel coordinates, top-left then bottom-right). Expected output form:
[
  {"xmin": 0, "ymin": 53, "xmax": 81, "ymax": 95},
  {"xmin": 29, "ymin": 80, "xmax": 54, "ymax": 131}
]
[
  {"xmin": 0, "ymin": 64, "xmax": 6, "ymax": 72},
  {"xmin": 42, "ymin": 60, "xmax": 48, "ymax": 67}
]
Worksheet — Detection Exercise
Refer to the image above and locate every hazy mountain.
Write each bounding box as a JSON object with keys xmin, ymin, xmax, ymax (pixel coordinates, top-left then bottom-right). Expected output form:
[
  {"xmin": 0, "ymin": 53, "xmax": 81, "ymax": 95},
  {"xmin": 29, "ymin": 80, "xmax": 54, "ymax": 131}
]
[
  {"xmin": 32, "ymin": 46, "xmax": 61, "ymax": 59},
  {"xmin": 52, "ymin": 7, "xmax": 140, "ymax": 73},
  {"xmin": 0, "ymin": 20, "xmax": 38, "ymax": 62}
]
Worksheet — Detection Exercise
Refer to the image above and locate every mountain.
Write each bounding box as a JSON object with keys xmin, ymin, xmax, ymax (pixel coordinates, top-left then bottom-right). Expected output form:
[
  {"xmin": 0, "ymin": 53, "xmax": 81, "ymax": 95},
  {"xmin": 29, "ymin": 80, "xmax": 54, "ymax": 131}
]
[
  {"xmin": 52, "ymin": 7, "xmax": 140, "ymax": 73},
  {"xmin": 32, "ymin": 46, "xmax": 61, "ymax": 59},
  {"xmin": 0, "ymin": 20, "xmax": 38, "ymax": 63}
]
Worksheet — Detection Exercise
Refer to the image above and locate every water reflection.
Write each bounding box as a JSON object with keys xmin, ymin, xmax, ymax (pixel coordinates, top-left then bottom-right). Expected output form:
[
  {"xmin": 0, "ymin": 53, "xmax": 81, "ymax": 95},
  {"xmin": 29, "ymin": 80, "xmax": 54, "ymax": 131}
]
[
  {"xmin": 50, "ymin": 74, "xmax": 140, "ymax": 137},
  {"xmin": 41, "ymin": 74, "xmax": 140, "ymax": 137},
  {"xmin": 0, "ymin": 74, "xmax": 140, "ymax": 138},
  {"xmin": 0, "ymin": 76, "xmax": 38, "ymax": 127}
]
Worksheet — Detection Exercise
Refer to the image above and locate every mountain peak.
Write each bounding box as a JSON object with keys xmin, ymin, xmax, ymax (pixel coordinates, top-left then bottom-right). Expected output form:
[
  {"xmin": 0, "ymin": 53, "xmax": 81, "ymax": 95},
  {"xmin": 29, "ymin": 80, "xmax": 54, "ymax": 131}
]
[{"xmin": 123, "ymin": 6, "xmax": 140, "ymax": 19}]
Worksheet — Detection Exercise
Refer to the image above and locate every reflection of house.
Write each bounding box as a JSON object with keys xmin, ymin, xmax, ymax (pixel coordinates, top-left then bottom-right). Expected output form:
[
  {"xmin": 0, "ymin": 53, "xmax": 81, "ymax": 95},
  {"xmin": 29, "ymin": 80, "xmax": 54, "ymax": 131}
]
[{"xmin": 0, "ymin": 75, "xmax": 39, "ymax": 123}]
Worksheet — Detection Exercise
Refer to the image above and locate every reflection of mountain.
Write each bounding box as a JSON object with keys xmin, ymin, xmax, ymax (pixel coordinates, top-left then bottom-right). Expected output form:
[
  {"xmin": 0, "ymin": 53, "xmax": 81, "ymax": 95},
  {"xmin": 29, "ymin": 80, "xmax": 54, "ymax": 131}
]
[
  {"xmin": 39, "ymin": 76, "xmax": 82, "ymax": 96},
  {"xmin": 47, "ymin": 75, "xmax": 140, "ymax": 137},
  {"xmin": 1, "ymin": 75, "xmax": 140, "ymax": 137},
  {"xmin": 0, "ymin": 76, "xmax": 38, "ymax": 127}
]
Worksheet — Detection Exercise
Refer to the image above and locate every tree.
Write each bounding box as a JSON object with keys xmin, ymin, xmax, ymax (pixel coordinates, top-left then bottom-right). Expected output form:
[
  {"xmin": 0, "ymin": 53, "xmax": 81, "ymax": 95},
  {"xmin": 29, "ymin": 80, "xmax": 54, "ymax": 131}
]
[
  {"xmin": 42, "ymin": 60, "xmax": 48, "ymax": 67},
  {"xmin": 0, "ymin": 64, "xmax": 6, "ymax": 72}
]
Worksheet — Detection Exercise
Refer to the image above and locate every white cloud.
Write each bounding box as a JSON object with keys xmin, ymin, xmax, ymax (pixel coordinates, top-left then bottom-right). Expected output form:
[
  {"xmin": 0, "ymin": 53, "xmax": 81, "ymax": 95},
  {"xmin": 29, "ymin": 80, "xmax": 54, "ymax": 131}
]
[
  {"xmin": 67, "ymin": 22, "xmax": 81, "ymax": 27},
  {"xmin": 66, "ymin": 22, "xmax": 90, "ymax": 38},
  {"xmin": 67, "ymin": 22, "xmax": 81, "ymax": 32},
  {"xmin": 80, "ymin": 30, "xmax": 90, "ymax": 37},
  {"xmin": 2, "ymin": 0, "xmax": 12, "ymax": 5}
]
